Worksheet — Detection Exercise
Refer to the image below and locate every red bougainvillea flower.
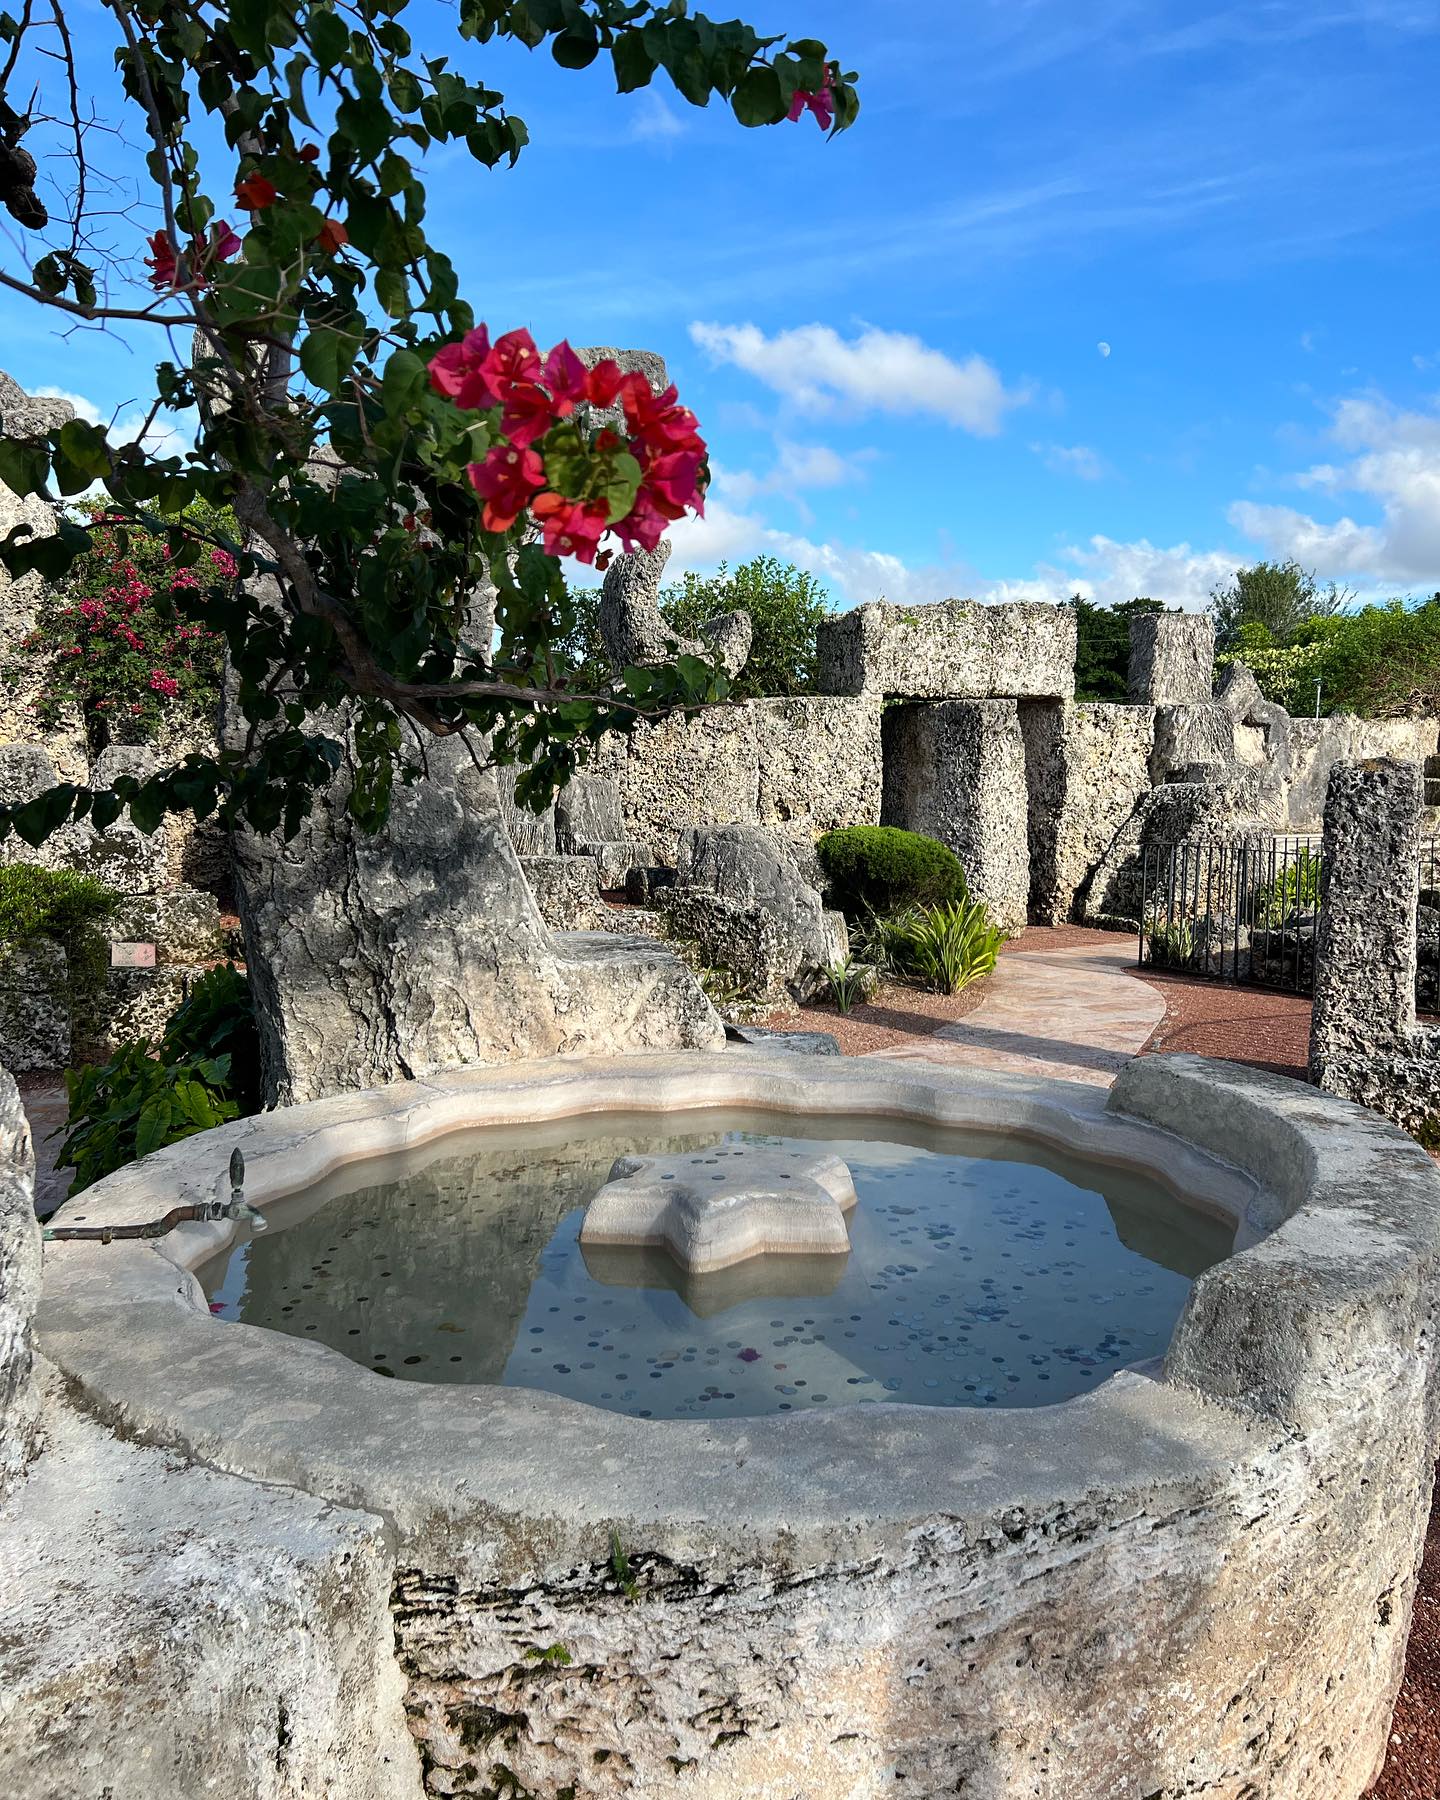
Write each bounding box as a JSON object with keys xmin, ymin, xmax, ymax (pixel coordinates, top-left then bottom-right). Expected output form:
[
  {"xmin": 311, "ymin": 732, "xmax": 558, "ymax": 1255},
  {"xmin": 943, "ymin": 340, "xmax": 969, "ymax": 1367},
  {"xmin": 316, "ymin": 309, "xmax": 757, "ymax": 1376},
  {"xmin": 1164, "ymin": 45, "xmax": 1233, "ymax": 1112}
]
[
  {"xmin": 542, "ymin": 339, "xmax": 589, "ymax": 415},
  {"xmin": 787, "ymin": 65, "xmax": 835, "ymax": 131},
  {"xmin": 149, "ymin": 670, "xmax": 179, "ymax": 698},
  {"xmin": 298, "ymin": 144, "xmax": 321, "ymax": 163},
  {"xmin": 484, "ymin": 327, "xmax": 542, "ymax": 392},
  {"xmin": 146, "ymin": 222, "xmax": 241, "ymax": 292},
  {"xmin": 530, "ymin": 491, "xmax": 610, "ymax": 563},
  {"xmin": 619, "ymin": 374, "xmax": 706, "ymax": 457},
  {"xmin": 315, "ymin": 218, "xmax": 349, "ymax": 253},
  {"xmin": 234, "ymin": 173, "xmax": 280, "ymax": 211},
  {"xmin": 466, "ymin": 443, "xmax": 546, "ymax": 532},
  {"xmin": 144, "ymin": 231, "xmax": 177, "ymax": 292},
  {"xmin": 500, "ymin": 380, "xmax": 558, "ymax": 449},
  {"xmin": 584, "ymin": 359, "xmax": 625, "ymax": 411}
]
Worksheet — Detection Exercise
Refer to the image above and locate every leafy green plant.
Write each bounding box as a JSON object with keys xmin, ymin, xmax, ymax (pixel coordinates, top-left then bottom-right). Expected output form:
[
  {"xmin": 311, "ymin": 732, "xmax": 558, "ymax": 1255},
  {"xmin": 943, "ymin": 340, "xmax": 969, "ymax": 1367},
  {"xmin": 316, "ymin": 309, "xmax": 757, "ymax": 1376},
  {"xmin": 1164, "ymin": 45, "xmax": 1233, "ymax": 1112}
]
[
  {"xmin": 0, "ymin": 862, "xmax": 118, "ymax": 948},
  {"xmin": 59, "ymin": 1045, "xmax": 240, "ymax": 1194},
  {"xmin": 1254, "ymin": 848, "xmax": 1322, "ymax": 927},
  {"xmin": 660, "ymin": 558, "xmax": 832, "ymax": 699},
  {"xmin": 1146, "ymin": 917, "xmax": 1197, "ymax": 969},
  {"xmin": 609, "ymin": 1529, "xmax": 639, "ymax": 1602},
  {"xmin": 817, "ymin": 827, "xmax": 968, "ymax": 920},
  {"xmin": 884, "ymin": 898, "xmax": 1005, "ymax": 995},
  {"xmin": 523, "ymin": 1645, "xmax": 572, "ymax": 1668},
  {"xmin": 163, "ymin": 963, "xmax": 263, "ymax": 1113},
  {"xmin": 57, "ymin": 965, "xmax": 261, "ymax": 1193},
  {"xmin": 823, "ymin": 955, "xmax": 875, "ymax": 1014}
]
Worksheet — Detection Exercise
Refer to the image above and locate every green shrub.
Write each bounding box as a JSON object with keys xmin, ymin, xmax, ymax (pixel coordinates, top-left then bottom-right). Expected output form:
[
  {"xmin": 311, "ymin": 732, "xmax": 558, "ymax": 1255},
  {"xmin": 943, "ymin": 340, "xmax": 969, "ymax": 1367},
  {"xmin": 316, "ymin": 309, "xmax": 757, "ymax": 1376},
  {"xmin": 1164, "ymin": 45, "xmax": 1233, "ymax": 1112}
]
[
  {"xmin": 817, "ymin": 827, "xmax": 968, "ymax": 919},
  {"xmin": 0, "ymin": 862, "xmax": 118, "ymax": 948},
  {"xmin": 882, "ymin": 898, "xmax": 1005, "ymax": 995},
  {"xmin": 59, "ymin": 1045, "xmax": 241, "ymax": 1194},
  {"xmin": 58, "ymin": 963, "xmax": 260, "ymax": 1194},
  {"xmin": 1254, "ymin": 848, "xmax": 1322, "ymax": 926}
]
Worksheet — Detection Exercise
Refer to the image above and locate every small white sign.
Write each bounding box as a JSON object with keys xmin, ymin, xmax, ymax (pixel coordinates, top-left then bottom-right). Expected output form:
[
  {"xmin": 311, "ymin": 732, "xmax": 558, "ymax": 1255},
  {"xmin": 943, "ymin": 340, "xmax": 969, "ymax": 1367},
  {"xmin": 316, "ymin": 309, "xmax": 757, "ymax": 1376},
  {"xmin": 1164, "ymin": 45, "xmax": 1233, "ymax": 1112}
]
[{"xmin": 110, "ymin": 942, "xmax": 157, "ymax": 969}]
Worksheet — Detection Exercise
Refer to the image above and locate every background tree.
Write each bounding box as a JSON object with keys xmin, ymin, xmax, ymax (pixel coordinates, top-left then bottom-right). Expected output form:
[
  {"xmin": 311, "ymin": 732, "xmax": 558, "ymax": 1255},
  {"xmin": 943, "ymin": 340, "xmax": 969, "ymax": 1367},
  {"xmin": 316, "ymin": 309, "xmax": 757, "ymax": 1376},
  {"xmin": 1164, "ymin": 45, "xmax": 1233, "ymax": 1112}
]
[
  {"xmin": 1209, "ymin": 558, "xmax": 1351, "ymax": 649},
  {"xmin": 660, "ymin": 556, "xmax": 831, "ymax": 700},
  {"xmin": 0, "ymin": 1, "xmax": 858, "ymax": 849},
  {"xmin": 1072, "ymin": 594, "xmax": 1164, "ymax": 701}
]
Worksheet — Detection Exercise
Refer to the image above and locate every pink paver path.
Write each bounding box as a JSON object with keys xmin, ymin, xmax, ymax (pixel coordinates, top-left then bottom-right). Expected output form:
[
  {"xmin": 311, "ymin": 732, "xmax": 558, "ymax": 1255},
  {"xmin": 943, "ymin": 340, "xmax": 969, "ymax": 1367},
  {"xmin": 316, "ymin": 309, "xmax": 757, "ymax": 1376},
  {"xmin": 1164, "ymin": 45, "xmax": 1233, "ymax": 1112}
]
[{"xmin": 863, "ymin": 936, "xmax": 1162, "ymax": 1086}]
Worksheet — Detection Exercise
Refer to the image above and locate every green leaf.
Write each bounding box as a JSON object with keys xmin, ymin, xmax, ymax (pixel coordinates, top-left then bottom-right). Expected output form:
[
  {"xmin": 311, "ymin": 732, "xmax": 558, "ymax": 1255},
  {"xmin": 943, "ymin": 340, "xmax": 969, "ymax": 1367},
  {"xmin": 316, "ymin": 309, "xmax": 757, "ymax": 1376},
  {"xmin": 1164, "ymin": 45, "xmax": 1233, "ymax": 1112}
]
[
  {"xmin": 374, "ymin": 266, "xmax": 410, "ymax": 318},
  {"xmin": 552, "ymin": 25, "xmax": 599, "ymax": 69},
  {"xmin": 299, "ymin": 325, "xmax": 362, "ymax": 392},
  {"xmin": 135, "ymin": 1096, "xmax": 174, "ymax": 1160},
  {"xmin": 612, "ymin": 30, "xmax": 654, "ymax": 93},
  {"xmin": 732, "ymin": 64, "xmax": 786, "ymax": 127},
  {"xmin": 381, "ymin": 347, "xmax": 428, "ymax": 410}
]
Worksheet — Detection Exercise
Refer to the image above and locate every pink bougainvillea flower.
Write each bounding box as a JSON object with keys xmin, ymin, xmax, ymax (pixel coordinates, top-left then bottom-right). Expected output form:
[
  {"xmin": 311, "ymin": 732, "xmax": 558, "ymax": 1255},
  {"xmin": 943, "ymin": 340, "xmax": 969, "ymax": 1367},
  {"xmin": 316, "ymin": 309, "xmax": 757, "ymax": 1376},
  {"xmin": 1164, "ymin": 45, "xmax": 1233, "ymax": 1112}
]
[
  {"xmin": 612, "ymin": 486, "xmax": 672, "ymax": 555},
  {"xmin": 149, "ymin": 670, "xmax": 179, "ymax": 698},
  {"xmin": 466, "ymin": 442, "xmax": 546, "ymax": 533},
  {"xmin": 530, "ymin": 491, "xmax": 610, "ymax": 563},
  {"xmin": 787, "ymin": 65, "xmax": 835, "ymax": 131},
  {"xmin": 500, "ymin": 380, "xmax": 558, "ymax": 450},
  {"xmin": 644, "ymin": 447, "xmax": 708, "ymax": 518},
  {"xmin": 543, "ymin": 339, "xmax": 589, "ymax": 415},
  {"xmin": 210, "ymin": 221, "xmax": 242, "ymax": 264},
  {"xmin": 428, "ymin": 325, "xmax": 499, "ymax": 409}
]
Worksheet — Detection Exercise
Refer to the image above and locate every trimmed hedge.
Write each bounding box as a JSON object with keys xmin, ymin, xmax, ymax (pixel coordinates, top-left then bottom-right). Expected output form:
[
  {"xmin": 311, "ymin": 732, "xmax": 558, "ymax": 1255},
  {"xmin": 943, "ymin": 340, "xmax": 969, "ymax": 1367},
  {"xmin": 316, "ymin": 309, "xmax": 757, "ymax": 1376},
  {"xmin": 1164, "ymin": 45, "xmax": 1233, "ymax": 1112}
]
[{"xmin": 816, "ymin": 826, "xmax": 968, "ymax": 918}]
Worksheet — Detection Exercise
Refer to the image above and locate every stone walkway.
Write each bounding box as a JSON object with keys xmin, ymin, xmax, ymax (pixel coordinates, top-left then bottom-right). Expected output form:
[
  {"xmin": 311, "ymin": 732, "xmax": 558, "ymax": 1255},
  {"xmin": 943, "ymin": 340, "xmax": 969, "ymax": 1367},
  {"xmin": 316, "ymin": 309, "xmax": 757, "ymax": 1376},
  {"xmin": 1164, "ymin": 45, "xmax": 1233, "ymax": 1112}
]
[{"xmin": 863, "ymin": 936, "xmax": 1164, "ymax": 1087}]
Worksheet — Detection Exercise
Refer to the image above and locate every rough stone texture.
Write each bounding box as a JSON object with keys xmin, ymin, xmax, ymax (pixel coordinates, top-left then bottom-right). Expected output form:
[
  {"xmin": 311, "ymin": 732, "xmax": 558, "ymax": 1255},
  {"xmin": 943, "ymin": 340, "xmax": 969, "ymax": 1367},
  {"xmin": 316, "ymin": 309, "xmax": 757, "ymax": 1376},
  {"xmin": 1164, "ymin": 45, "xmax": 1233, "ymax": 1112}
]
[
  {"xmin": 1127, "ymin": 611, "xmax": 1215, "ymax": 704},
  {"xmin": 0, "ymin": 743, "xmax": 170, "ymax": 893},
  {"xmin": 33, "ymin": 1051, "xmax": 1440, "ymax": 1800},
  {"xmin": 1079, "ymin": 777, "xmax": 1272, "ymax": 926},
  {"xmin": 230, "ymin": 722, "xmax": 722, "ymax": 1104},
  {"xmin": 0, "ymin": 1063, "xmax": 40, "ymax": 1495},
  {"xmin": 520, "ymin": 853, "xmax": 614, "ymax": 930},
  {"xmin": 580, "ymin": 1142, "xmax": 857, "ymax": 1270},
  {"xmin": 0, "ymin": 1370, "xmax": 420, "ymax": 1800},
  {"xmin": 666, "ymin": 823, "xmax": 846, "ymax": 1001},
  {"xmin": 107, "ymin": 885, "xmax": 225, "ymax": 965},
  {"xmin": 0, "ymin": 375, "xmax": 87, "ymax": 781},
  {"xmin": 90, "ymin": 740, "xmax": 231, "ymax": 900},
  {"xmin": 590, "ymin": 696, "xmax": 883, "ymax": 867},
  {"xmin": 882, "ymin": 699, "xmax": 1030, "ymax": 932},
  {"xmin": 1151, "ymin": 699, "xmax": 1236, "ymax": 777},
  {"xmin": 556, "ymin": 772, "xmax": 626, "ymax": 849},
  {"xmin": 818, "ymin": 599, "xmax": 1076, "ymax": 701},
  {"xmin": 0, "ymin": 940, "xmax": 69, "ymax": 1071},
  {"xmin": 1021, "ymin": 701, "xmax": 1157, "ymax": 924},
  {"xmin": 1286, "ymin": 715, "xmax": 1440, "ymax": 831},
  {"xmin": 1309, "ymin": 757, "xmax": 1440, "ymax": 1133},
  {"xmin": 76, "ymin": 966, "xmax": 191, "ymax": 1061}
]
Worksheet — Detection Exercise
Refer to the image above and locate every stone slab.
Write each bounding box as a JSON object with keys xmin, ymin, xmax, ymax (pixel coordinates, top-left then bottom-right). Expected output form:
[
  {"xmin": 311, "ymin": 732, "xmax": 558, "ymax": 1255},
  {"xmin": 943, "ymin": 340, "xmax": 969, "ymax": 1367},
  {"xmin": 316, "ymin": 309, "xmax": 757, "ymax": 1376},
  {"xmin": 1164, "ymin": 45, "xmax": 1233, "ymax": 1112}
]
[{"xmin": 818, "ymin": 600, "xmax": 1076, "ymax": 700}]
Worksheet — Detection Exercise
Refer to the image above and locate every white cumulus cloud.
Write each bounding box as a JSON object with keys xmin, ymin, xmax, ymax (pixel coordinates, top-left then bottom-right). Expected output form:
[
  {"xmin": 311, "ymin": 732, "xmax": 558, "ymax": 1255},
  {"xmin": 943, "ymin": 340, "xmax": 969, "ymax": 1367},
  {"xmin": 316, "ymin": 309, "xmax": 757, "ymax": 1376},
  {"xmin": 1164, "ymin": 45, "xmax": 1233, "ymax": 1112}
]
[
  {"xmin": 689, "ymin": 321, "xmax": 1021, "ymax": 436},
  {"xmin": 1034, "ymin": 442, "xmax": 1107, "ymax": 480},
  {"xmin": 34, "ymin": 385, "xmax": 193, "ymax": 462}
]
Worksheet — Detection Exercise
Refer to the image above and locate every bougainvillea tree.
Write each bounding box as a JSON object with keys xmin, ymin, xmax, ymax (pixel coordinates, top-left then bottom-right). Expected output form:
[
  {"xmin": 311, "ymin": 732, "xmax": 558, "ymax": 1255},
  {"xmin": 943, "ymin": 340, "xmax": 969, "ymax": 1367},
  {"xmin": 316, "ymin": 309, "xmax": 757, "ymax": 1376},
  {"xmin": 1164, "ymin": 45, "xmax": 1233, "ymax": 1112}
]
[
  {"xmin": 0, "ymin": 2, "xmax": 857, "ymax": 845},
  {"xmin": 7, "ymin": 500, "xmax": 233, "ymax": 748}
]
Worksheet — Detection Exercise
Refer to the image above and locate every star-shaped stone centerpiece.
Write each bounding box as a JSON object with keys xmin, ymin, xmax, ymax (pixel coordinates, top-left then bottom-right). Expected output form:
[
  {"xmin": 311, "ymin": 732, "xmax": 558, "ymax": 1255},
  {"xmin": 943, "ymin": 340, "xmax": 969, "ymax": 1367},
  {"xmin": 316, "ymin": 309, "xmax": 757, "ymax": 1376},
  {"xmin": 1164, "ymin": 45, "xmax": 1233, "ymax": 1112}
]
[{"xmin": 579, "ymin": 1143, "xmax": 858, "ymax": 1275}]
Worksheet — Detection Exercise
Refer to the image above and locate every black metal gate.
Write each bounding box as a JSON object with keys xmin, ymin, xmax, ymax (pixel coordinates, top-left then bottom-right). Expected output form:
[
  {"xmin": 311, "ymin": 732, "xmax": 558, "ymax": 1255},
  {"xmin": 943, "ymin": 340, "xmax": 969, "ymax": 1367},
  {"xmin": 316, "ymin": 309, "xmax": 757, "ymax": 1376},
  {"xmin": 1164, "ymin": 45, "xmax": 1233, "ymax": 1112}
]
[
  {"xmin": 1137, "ymin": 836, "xmax": 1322, "ymax": 994},
  {"xmin": 1140, "ymin": 834, "xmax": 1440, "ymax": 1007}
]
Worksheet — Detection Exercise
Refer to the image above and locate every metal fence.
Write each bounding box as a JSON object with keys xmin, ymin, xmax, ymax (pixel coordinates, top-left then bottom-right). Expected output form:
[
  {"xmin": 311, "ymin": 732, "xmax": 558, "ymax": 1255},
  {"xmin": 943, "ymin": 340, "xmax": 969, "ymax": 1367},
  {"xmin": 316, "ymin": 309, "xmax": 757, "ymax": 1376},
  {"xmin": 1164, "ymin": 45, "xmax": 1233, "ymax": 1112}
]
[
  {"xmin": 1140, "ymin": 834, "xmax": 1440, "ymax": 1007},
  {"xmin": 1137, "ymin": 836, "xmax": 1322, "ymax": 993}
]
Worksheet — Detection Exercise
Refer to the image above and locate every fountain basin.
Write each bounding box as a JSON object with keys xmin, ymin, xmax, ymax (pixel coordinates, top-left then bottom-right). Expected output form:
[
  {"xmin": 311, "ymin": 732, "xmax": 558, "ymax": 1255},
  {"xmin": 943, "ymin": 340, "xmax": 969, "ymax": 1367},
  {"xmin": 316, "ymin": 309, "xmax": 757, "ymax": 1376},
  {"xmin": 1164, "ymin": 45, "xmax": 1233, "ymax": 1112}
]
[{"xmin": 35, "ymin": 1050, "xmax": 1440, "ymax": 1800}]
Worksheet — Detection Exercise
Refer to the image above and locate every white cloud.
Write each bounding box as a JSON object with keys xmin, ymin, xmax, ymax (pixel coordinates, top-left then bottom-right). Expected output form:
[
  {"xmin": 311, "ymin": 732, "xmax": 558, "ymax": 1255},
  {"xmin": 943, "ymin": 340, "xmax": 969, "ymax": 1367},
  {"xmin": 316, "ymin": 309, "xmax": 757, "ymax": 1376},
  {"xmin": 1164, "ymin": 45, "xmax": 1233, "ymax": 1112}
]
[
  {"xmin": 34, "ymin": 385, "xmax": 192, "ymax": 461},
  {"xmin": 983, "ymin": 536, "xmax": 1241, "ymax": 610},
  {"xmin": 718, "ymin": 442, "xmax": 872, "ymax": 513},
  {"xmin": 1223, "ymin": 393, "xmax": 1440, "ymax": 586},
  {"xmin": 1034, "ymin": 441, "xmax": 1106, "ymax": 480},
  {"xmin": 689, "ymin": 321, "xmax": 1021, "ymax": 435},
  {"xmin": 629, "ymin": 91, "xmax": 685, "ymax": 142}
]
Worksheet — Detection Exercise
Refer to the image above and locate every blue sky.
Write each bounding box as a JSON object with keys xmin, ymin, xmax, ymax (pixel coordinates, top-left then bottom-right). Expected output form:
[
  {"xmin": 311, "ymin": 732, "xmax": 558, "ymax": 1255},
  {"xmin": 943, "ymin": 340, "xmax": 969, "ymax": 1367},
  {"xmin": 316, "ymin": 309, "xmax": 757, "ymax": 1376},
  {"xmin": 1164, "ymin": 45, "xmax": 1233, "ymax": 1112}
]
[{"xmin": 5, "ymin": 0, "xmax": 1440, "ymax": 609}]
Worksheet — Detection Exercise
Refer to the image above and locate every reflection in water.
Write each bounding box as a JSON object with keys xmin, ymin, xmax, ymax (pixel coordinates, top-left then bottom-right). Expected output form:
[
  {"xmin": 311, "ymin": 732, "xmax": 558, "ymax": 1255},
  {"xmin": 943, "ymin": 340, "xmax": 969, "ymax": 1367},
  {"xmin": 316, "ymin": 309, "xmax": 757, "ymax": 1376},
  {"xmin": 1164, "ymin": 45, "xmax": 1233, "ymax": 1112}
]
[{"xmin": 202, "ymin": 1112, "xmax": 1235, "ymax": 1418}]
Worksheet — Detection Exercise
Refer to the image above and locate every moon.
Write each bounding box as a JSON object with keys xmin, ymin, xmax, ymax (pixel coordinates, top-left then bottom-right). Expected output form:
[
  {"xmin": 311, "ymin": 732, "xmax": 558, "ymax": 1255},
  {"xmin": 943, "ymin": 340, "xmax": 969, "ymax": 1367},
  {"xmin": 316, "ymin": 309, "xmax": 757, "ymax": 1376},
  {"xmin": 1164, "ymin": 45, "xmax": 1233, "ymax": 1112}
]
[{"xmin": 1097, "ymin": 341, "xmax": 1112, "ymax": 358}]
